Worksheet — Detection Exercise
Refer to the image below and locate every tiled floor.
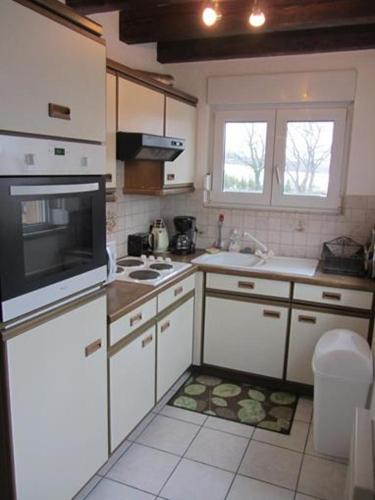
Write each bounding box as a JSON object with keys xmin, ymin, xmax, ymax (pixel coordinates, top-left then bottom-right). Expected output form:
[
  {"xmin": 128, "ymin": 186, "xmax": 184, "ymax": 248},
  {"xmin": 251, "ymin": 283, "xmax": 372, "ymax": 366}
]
[{"xmin": 76, "ymin": 382, "xmax": 348, "ymax": 500}]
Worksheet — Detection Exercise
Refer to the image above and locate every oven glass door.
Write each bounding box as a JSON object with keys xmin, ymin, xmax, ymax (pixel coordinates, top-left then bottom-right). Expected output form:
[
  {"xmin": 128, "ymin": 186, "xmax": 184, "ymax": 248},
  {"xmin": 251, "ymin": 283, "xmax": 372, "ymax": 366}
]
[{"xmin": 0, "ymin": 177, "xmax": 106, "ymax": 303}]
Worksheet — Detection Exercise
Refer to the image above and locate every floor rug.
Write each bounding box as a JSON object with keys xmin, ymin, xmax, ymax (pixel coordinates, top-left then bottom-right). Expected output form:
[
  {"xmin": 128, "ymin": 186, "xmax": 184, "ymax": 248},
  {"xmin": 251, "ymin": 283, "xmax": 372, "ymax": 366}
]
[{"xmin": 168, "ymin": 372, "xmax": 299, "ymax": 435}]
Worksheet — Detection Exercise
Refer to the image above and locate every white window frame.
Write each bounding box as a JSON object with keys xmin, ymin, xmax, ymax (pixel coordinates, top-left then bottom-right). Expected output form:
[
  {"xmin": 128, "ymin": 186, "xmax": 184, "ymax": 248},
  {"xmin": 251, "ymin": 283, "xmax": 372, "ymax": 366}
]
[
  {"xmin": 210, "ymin": 105, "xmax": 349, "ymax": 212},
  {"xmin": 211, "ymin": 110, "xmax": 276, "ymax": 206},
  {"xmin": 272, "ymin": 107, "xmax": 348, "ymax": 210}
]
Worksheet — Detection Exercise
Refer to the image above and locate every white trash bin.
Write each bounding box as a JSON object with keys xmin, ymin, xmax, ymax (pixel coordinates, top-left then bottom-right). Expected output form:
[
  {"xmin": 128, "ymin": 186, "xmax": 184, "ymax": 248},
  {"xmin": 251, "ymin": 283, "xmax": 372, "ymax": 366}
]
[{"xmin": 312, "ymin": 329, "xmax": 373, "ymax": 459}]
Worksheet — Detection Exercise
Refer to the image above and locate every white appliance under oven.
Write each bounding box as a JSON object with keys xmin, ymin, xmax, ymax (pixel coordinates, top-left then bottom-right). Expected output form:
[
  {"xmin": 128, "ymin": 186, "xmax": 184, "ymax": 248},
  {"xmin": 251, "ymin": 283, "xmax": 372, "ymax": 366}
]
[
  {"xmin": 115, "ymin": 256, "xmax": 192, "ymax": 286},
  {"xmin": 0, "ymin": 135, "xmax": 107, "ymax": 324}
]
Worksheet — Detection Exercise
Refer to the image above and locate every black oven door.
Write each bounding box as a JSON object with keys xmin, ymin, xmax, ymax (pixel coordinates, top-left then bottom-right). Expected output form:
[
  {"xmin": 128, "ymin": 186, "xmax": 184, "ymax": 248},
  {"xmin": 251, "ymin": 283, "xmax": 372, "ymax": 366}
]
[{"xmin": 0, "ymin": 176, "xmax": 106, "ymax": 313}]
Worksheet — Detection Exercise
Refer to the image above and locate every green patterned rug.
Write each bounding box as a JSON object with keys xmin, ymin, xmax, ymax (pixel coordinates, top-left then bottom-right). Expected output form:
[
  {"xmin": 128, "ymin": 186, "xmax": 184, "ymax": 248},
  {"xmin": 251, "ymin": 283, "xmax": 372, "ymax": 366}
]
[{"xmin": 168, "ymin": 373, "xmax": 299, "ymax": 434}]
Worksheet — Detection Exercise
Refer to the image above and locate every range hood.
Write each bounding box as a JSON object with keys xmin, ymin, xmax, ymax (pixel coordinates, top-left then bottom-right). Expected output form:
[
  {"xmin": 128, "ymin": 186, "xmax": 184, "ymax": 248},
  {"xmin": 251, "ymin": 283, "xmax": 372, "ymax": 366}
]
[{"xmin": 116, "ymin": 132, "xmax": 185, "ymax": 162}]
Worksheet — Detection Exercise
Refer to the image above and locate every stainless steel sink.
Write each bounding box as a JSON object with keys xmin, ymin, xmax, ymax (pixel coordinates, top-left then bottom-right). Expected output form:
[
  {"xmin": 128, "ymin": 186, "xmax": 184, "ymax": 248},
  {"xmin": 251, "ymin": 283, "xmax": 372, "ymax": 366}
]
[{"xmin": 192, "ymin": 252, "xmax": 318, "ymax": 277}]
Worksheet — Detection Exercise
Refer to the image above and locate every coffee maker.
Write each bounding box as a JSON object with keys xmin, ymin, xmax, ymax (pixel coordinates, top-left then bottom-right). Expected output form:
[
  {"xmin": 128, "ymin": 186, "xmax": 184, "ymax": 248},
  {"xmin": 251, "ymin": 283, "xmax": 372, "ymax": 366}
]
[{"xmin": 170, "ymin": 216, "xmax": 197, "ymax": 255}]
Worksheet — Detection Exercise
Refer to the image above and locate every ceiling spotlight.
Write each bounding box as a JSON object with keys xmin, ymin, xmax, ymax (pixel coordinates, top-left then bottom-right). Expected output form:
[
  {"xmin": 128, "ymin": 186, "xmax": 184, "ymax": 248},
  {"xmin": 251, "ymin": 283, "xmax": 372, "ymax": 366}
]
[
  {"xmin": 202, "ymin": 1, "xmax": 221, "ymax": 27},
  {"xmin": 249, "ymin": 0, "xmax": 266, "ymax": 28}
]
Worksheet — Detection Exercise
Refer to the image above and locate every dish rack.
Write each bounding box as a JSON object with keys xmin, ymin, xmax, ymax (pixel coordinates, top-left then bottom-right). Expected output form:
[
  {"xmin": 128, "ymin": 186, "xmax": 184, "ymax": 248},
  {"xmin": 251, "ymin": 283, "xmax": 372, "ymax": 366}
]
[{"xmin": 321, "ymin": 236, "xmax": 365, "ymax": 277}]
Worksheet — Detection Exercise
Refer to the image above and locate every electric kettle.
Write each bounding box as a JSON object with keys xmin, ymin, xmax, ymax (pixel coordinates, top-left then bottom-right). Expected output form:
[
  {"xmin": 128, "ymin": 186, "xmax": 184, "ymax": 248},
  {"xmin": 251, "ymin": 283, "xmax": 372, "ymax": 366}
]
[{"xmin": 149, "ymin": 219, "xmax": 169, "ymax": 253}]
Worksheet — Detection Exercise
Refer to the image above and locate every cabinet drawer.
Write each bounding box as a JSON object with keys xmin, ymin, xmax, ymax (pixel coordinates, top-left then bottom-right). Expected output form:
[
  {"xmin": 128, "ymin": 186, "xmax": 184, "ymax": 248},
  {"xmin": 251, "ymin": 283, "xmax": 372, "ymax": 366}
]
[
  {"xmin": 206, "ymin": 273, "xmax": 290, "ymax": 299},
  {"xmin": 294, "ymin": 283, "xmax": 373, "ymax": 310},
  {"xmin": 110, "ymin": 298, "xmax": 157, "ymax": 346},
  {"xmin": 158, "ymin": 274, "xmax": 195, "ymax": 312},
  {"xmin": 287, "ymin": 308, "xmax": 369, "ymax": 385}
]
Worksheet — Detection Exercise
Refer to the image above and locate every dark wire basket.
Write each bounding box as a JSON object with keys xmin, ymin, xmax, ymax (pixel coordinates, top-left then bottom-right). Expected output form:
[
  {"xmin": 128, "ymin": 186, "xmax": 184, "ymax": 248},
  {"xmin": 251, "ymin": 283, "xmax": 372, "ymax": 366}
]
[{"xmin": 321, "ymin": 236, "xmax": 365, "ymax": 277}]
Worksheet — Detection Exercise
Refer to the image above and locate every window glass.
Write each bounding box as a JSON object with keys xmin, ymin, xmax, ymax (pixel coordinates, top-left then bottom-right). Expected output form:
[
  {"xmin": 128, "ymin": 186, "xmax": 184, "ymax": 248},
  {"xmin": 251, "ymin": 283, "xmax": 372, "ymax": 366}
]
[
  {"xmin": 223, "ymin": 122, "xmax": 267, "ymax": 194},
  {"xmin": 283, "ymin": 121, "xmax": 334, "ymax": 197}
]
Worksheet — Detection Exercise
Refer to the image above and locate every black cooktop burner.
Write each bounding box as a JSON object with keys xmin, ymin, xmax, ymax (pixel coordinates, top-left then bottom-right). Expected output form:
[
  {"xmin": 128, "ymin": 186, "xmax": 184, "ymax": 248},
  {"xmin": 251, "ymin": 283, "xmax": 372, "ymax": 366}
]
[
  {"xmin": 129, "ymin": 270, "xmax": 160, "ymax": 280},
  {"xmin": 117, "ymin": 259, "xmax": 144, "ymax": 267},
  {"xmin": 150, "ymin": 263, "xmax": 173, "ymax": 271}
]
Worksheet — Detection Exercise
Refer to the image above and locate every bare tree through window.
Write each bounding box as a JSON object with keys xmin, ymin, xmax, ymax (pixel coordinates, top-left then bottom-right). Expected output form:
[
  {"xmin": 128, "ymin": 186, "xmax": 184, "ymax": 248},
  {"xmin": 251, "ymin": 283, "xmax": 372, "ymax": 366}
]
[{"xmin": 223, "ymin": 122, "xmax": 267, "ymax": 193}]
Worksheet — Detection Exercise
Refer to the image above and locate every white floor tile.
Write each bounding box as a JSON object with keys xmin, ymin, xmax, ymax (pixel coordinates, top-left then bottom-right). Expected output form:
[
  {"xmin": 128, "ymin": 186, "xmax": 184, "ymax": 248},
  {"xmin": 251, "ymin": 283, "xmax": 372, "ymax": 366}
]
[
  {"xmin": 85, "ymin": 478, "xmax": 156, "ymax": 500},
  {"xmin": 160, "ymin": 458, "xmax": 234, "ymax": 500},
  {"xmin": 106, "ymin": 443, "xmax": 179, "ymax": 495},
  {"xmin": 204, "ymin": 416, "xmax": 254, "ymax": 438},
  {"xmin": 159, "ymin": 405, "xmax": 207, "ymax": 425},
  {"xmin": 97, "ymin": 441, "xmax": 131, "ymax": 476},
  {"xmin": 294, "ymin": 398, "xmax": 313, "ymax": 423},
  {"xmin": 227, "ymin": 475, "xmax": 294, "ymax": 500},
  {"xmin": 305, "ymin": 425, "xmax": 348, "ymax": 464},
  {"xmin": 128, "ymin": 412, "xmax": 156, "ymax": 442},
  {"xmin": 185, "ymin": 427, "xmax": 249, "ymax": 472},
  {"xmin": 136, "ymin": 414, "xmax": 200, "ymax": 455},
  {"xmin": 298, "ymin": 455, "xmax": 348, "ymax": 500},
  {"xmin": 239, "ymin": 441, "xmax": 302, "ymax": 490},
  {"xmin": 253, "ymin": 420, "xmax": 309, "ymax": 452},
  {"xmin": 73, "ymin": 475, "xmax": 101, "ymax": 500}
]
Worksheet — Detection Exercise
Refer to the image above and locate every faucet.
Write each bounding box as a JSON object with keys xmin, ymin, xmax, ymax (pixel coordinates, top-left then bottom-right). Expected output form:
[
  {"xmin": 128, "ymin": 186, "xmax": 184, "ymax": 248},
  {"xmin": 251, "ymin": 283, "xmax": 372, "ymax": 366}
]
[{"xmin": 242, "ymin": 231, "xmax": 274, "ymax": 260}]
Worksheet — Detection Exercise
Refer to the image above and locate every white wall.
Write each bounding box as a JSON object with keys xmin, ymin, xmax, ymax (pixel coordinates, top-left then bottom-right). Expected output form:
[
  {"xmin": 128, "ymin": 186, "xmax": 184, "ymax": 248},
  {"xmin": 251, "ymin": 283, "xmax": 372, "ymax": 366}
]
[
  {"xmin": 165, "ymin": 50, "xmax": 375, "ymax": 196},
  {"xmin": 89, "ymin": 11, "xmax": 162, "ymax": 73}
]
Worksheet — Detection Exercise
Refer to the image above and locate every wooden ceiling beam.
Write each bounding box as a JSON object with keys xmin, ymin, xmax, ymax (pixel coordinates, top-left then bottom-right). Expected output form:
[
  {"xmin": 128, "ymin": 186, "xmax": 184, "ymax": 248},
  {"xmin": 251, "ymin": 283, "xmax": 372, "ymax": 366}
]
[
  {"xmin": 119, "ymin": 0, "xmax": 375, "ymax": 44},
  {"xmin": 157, "ymin": 24, "xmax": 375, "ymax": 63}
]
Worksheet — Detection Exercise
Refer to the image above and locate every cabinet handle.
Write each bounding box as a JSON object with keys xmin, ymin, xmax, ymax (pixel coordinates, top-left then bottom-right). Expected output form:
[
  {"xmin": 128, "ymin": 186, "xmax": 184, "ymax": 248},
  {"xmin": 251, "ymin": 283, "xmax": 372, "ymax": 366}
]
[
  {"xmin": 167, "ymin": 173, "xmax": 175, "ymax": 181},
  {"xmin": 174, "ymin": 286, "xmax": 183, "ymax": 297},
  {"xmin": 322, "ymin": 291, "xmax": 342, "ymax": 301},
  {"xmin": 160, "ymin": 321, "xmax": 170, "ymax": 333},
  {"xmin": 48, "ymin": 103, "xmax": 71, "ymax": 120},
  {"xmin": 263, "ymin": 310, "xmax": 281, "ymax": 319},
  {"xmin": 238, "ymin": 281, "xmax": 255, "ymax": 290},
  {"xmin": 142, "ymin": 335, "xmax": 153, "ymax": 348},
  {"xmin": 298, "ymin": 315, "xmax": 317, "ymax": 324},
  {"xmin": 85, "ymin": 339, "xmax": 102, "ymax": 357},
  {"xmin": 130, "ymin": 312, "xmax": 142, "ymax": 327}
]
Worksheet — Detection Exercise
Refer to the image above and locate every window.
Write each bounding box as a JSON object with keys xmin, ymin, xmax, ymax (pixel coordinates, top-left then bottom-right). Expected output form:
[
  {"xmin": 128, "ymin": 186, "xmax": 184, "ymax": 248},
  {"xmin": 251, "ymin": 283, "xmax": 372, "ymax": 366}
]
[{"xmin": 210, "ymin": 107, "xmax": 348, "ymax": 211}]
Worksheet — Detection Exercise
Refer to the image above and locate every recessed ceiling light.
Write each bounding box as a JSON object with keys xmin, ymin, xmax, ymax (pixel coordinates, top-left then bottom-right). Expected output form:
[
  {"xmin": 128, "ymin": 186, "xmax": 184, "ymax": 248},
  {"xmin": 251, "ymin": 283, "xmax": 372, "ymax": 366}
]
[
  {"xmin": 249, "ymin": 0, "xmax": 266, "ymax": 28},
  {"xmin": 202, "ymin": 1, "xmax": 221, "ymax": 27}
]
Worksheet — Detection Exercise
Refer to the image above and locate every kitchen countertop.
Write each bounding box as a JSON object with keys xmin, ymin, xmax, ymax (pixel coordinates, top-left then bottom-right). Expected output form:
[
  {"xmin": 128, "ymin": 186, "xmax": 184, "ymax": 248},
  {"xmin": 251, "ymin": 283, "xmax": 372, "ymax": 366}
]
[{"xmin": 106, "ymin": 250, "xmax": 375, "ymax": 324}]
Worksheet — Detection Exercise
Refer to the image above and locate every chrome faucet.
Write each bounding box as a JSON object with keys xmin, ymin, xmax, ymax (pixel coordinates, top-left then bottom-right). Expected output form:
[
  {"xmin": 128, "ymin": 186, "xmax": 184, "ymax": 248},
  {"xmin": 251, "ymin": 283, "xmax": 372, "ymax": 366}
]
[{"xmin": 242, "ymin": 231, "xmax": 273, "ymax": 260}]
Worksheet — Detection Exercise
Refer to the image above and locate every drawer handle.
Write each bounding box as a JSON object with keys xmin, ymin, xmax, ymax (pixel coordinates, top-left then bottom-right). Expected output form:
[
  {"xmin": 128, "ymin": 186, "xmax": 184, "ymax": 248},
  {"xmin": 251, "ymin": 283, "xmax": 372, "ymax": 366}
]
[
  {"xmin": 238, "ymin": 281, "xmax": 255, "ymax": 290},
  {"xmin": 298, "ymin": 315, "xmax": 317, "ymax": 324},
  {"xmin": 167, "ymin": 173, "xmax": 175, "ymax": 181},
  {"xmin": 142, "ymin": 335, "xmax": 153, "ymax": 348},
  {"xmin": 322, "ymin": 291, "xmax": 342, "ymax": 301},
  {"xmin": 160, "ymin": 321, "xmax": 170, "ymax": 333},
  {"xmin": 48, "ymin": 103, "xmax": 71, "ymax": 120},
  {"xmin": 130, "ymin": 312, "xmax": 142, "ymax": 327},
  {"xmin": 263, "ymin": 310, "xmax": 281, "ymax": 319},
  {"xmin": 174, "ymin": 286, "xmax": 183, "ymax": 297},
  {"xmin": 85, "ymin": 339, "xmax": 102, "ymax": 357}
]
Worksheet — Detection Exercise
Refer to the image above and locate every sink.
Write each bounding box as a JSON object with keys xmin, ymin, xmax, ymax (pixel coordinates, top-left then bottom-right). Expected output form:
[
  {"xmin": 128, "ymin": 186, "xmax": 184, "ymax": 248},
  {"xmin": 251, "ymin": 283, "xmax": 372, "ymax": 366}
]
[{"xmin": 192, "ymin": 252, "xmax": 318, "ymax": 277}]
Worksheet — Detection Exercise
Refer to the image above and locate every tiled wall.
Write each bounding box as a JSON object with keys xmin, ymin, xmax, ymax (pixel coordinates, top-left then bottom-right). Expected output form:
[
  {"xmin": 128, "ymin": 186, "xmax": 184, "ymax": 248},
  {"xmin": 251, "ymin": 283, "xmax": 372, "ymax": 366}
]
[
  {"xmin": 161, "ymin": 191, "xmax": 375, "ymax": 259},
  {"xmin": 106, "ymin": 165, "xmax": 161, "ymax": 258}
]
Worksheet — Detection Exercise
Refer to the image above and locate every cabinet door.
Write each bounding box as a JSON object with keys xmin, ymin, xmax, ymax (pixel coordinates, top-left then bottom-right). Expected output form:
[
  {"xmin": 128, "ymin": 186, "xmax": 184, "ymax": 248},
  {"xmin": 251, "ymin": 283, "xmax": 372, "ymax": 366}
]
[
  {"xmin": 287, "ymin": 309, "xmax": 369, "ymax": 385},
  {"xmin": 6, "ymin": 295, "xmax": 108, "ymax": 500},
  {"xmin": 0, "ymin": 0, "xmax": 106, "ymax": 142},
  {"xmin": 157, "ymin": 297, "xmax": 194, "ymax": 400},
  {"xmin": 164, "ymin": 97, "xmax": 196, "ymax": 186},
  {"xmin": 118, "ymin": 78, "xmax": 164, "ymax": 135},
  {"xmin": 204, "ymin": 296, "xmax": 288, "ymax": 378},
  {"xmin": 106, "ymin": 72, "xmax": 117, "ymax": 190},
  {"xmin": 110, "ymin": 326, "xmax": 156, "ymax": 452}
]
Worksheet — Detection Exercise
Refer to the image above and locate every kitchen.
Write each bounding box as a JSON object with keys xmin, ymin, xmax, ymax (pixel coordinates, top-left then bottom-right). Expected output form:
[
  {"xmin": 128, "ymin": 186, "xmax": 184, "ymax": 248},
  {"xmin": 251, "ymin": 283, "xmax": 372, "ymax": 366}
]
[{"xmin": 1, "ymin": 1, "xmax": 375, "ymax": 499}]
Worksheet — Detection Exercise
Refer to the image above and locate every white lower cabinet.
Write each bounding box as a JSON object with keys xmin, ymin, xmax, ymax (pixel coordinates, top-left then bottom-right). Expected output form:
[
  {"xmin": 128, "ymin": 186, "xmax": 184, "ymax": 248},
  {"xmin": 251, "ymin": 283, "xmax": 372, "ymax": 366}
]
[
  {"xmin": 157, "ymin": 297, "xmax": 194, "ymax": 400},
  {"xmin": 204, "ymin": 296, "xmax": 288, "ymax": 378},
  {"xmin": 109, "ymin": 325, "xmax": 156, "ymax": 452},
  {"xmin": 287, "ymin": 308, "xmax": 369, "ymax": 385},
  {"xmin": 6, "ymin": 295, "xmax": 108, "ymax": 500}
]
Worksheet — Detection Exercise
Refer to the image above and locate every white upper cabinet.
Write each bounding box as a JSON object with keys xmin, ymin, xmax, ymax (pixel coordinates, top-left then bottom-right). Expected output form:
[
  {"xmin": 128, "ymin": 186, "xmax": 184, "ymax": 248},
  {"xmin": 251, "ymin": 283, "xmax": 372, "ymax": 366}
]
[
  {"xmin": 106, "ymin": 72, "xmax": 117, "ymax": 190},
  {"xmin": 118, "ymin": 78, "xmax": 165, "ymax": 136},
  {"xmin": 164, "ymin": 97, "xmax": 196, "ymax": 186},
  {"xmin": 0, "ymin": 0, "xmax": 106, "ymax": 142}
]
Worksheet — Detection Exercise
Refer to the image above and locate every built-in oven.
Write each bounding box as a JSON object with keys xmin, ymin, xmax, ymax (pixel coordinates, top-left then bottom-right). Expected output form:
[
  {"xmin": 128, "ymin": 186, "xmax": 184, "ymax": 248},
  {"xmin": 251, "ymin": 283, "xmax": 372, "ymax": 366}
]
[{"xmin": 0, "ymin": 137, "xmax": 107, "ymax": 323}]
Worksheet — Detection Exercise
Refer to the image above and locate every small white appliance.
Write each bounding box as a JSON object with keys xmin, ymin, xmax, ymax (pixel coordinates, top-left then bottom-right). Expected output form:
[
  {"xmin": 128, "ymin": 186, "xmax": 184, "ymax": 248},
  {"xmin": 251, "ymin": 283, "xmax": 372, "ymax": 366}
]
[
  {"xmin": 115, "ymin": 255, "xmax": 191, "ymax": 286},
  {"xmin": 150, "ymin": 219, "xmax": 169, "ymax": 253}
]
